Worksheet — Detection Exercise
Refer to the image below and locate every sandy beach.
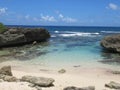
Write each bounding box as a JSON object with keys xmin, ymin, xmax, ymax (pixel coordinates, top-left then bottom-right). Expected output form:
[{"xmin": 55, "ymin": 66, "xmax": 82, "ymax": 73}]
[{"xmin": 0, "ymin": 65, "xmax": 120, "ymax": 90}]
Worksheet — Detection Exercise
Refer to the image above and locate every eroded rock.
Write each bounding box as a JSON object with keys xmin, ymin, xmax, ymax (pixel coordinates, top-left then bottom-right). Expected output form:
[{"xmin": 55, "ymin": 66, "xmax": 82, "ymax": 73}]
[
  {"xmin": 21, "ymin": 75, "xmax": 54, "ymax": 87},
  {"xmin": 0, "ymin": 27, "xmax": 50, "ymax": 47},
  {"xmin": 101, "ymin": 34, "xmax": 120, "ymax": 53},
  {"xmin": 105, "ymin": 81, "xmax": 120, "ymax": 89}
]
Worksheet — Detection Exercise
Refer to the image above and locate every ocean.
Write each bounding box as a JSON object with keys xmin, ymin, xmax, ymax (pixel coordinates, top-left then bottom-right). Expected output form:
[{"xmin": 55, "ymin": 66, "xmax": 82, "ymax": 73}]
[{"xmin": 1, "ymin": 26, "xmax": 120, "ymax": 69}]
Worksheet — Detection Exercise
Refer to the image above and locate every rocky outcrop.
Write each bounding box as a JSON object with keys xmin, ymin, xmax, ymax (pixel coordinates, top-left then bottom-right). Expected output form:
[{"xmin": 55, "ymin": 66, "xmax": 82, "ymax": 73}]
[
  {"xmin": 105, "ymin": 81, "xmax": 120, "ymax": 89},
  {"xmin": 0, "ymin": 27, "xmax": 50, "ymax": 47},
  {"xmin": 63, "ymin": 86, "xmax": 95, "ymax": 90},
  {"xmin": 101, "ymin": 34, "xmax": 120, "ymax": 53},
  {"xmin": 21, "ymin": 75, "xmax": 55, "ymax": 87}
]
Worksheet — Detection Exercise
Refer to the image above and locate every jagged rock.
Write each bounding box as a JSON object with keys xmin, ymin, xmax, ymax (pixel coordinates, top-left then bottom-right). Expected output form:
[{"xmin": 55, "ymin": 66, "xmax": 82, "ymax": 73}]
[
  {"xmin": 0, "ymin": 66, "xmax": 12, "ymax": 76},
  {"xmin": 63, "ymin": 86, "xmax": 95, "ymax": 90},
  {"xmin": 101, "ymin": 34, "xmax": 120, "ymax": 53},
  {"xmin": 3, "ymin": 75, "xmax": 18, "ymax": 82},
  {"xmin": 0, "ymin": 27, "xmax": 50, "ymax": 47},
  {"xmin": 105, "ymin": 81, "xmax": 120, "ymax": 89},
  {"xmin": 58, "ymin": 69, "xmax": 66, "ymax": 74},
  {"xmin": 21, "ymin": 75, "xmax": 54, "ymax": 87}
]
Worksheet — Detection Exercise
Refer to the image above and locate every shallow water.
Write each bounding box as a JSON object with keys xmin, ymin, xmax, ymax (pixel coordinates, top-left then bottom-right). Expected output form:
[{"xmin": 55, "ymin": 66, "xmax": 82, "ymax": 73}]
[{"xmin": 1, "ymin": 26, "xmax": 120, "ymax": 69}]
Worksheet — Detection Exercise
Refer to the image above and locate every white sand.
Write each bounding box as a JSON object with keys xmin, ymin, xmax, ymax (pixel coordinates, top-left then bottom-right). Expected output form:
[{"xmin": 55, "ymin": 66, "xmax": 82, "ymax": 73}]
[{"xmin": 0, "ymin": 66, "xmax": 119, "ymax": 90}]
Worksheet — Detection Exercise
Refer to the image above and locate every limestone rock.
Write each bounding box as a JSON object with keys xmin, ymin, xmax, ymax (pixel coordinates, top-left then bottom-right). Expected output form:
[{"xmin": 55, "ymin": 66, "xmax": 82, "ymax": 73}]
[
  {"xmin": 58, "ymin": 69, "xmax": 66, "ymax": 74},
  {"xmin": 21, "ymin": 75, "xmax": 54, "ymax": 87},
  {"xmin": 0, "ymin": 27, "xmax": 50, "ymax": 47},
  {"xmin": 101, "ymin": 34, "xmax": 120, "ymax": 53},
  {"xmin": 105, "ymin": 81, "xmax": 120, "ymax": 89}
]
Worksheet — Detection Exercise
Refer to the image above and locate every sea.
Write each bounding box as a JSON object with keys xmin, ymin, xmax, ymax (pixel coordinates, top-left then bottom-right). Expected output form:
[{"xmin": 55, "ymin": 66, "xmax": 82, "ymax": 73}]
[{"xmin": 1, "ymin": 26, "xmax": 120, "ymax": 70}]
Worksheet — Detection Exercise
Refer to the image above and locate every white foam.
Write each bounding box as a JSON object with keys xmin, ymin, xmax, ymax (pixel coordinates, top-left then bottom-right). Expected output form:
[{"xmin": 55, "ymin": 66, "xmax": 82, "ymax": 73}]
[
  {"xmin": 51, "ymin": 35, "xmax": 56, "ymax": 37},
  {"xmin": 59, "ymin": 32, "xmax": 99, "ymax": 37},
  {"xmin": 54, "ymin": 31, "xmax": 59, "ymax": 33}
]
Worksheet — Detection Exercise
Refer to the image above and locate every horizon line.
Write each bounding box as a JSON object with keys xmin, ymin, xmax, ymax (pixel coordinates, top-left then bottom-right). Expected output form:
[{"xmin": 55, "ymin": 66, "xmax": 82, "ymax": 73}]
[{"xmin": 5, "ymin": 25, "xmax": 120, "ymax": 28}]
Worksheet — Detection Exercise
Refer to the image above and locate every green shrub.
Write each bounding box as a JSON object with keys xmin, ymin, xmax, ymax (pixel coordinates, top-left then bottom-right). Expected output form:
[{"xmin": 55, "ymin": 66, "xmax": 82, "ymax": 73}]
[{"xmin": 0, "ymin": 22, "xmax": 6, "ymax": 33}]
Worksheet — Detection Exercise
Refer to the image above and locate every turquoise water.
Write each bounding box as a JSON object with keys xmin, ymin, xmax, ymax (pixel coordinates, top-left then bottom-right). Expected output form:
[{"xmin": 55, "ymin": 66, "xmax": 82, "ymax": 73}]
[{"xmin": 1, "ymin": 26, "xmax": 120, "ymax": 69}]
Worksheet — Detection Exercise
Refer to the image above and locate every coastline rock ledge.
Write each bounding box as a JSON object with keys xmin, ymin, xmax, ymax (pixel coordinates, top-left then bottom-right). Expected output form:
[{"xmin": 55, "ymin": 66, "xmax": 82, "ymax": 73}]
[
  {"xmin": 101, "ymin": 34, "xmax": 120, "ymax": 53},
  {"xmin": 0, "ymin": 27, "xmax": 50, "ymax": 47}
]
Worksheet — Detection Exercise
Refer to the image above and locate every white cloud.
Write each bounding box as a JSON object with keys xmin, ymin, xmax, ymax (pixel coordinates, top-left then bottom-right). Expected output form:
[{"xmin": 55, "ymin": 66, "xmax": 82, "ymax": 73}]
[
  {"xmin": 107, "ymin": 3, "xmax": 119, "ymax": 10},
  {"xmin": 59, "ymin": 14, "xmax": 64, "ymax": 18},
  {"xmin": 58, "ymin": 13, "xmax": 77, "ymax": 23},
  {"xmin": 40, "ymin": 14, "xmax": 57, "ymax": 22},
  {"xmin": 0, "ymin": 7, "xmax": 7, "ymax": 15}
]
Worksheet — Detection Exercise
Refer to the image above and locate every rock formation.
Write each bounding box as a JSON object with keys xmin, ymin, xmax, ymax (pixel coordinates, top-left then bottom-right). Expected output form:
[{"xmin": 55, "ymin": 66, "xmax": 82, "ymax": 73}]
[
  {"xmin": 21, "ymin": 75, "xmax": 55, "ymax": 87},
  {"xmin": 105, "ymin": 81, "xmax": 120, "ymax": 89},
  {"xmin": 101, "ymin": 34, "xmax": 120, "ymax": 53},
  {"xmin": 0, "ymin": 27, "xmax": 50, "ymax": 47}
]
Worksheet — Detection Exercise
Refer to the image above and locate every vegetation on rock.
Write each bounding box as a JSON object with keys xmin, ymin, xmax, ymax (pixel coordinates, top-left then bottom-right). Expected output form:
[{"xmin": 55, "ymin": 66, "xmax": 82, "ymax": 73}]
[{"xmin": 0, "ymin": 22, "xmax": 6, "ymax": 33}]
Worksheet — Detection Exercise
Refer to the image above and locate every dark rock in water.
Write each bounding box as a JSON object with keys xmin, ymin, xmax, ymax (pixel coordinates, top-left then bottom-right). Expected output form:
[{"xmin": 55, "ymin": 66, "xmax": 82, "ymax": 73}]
[
  {"xmin": 0, "ymin": 27, "xmax": 50, "ymax": 47},
  {"xmin": 21, "ymin": 75, "xmax": 55, "ymax": 87},
  {"xmin": 0, "ymin": 66, "xmax": 12, "ymax": 76},
  {"xmin": 105, "ymin": 81, "xmax": 120, "ymax": 89},
  {"xmin": 99, "ymin": 57, "xmax": 120, "ymax": 64},
  {"xmin": 63, "ymin": 86, "xmax": 95, "ymax": 90},
  {"xmin": 101, "ymin": 34, "xmax": 120, "ymax": 53}
]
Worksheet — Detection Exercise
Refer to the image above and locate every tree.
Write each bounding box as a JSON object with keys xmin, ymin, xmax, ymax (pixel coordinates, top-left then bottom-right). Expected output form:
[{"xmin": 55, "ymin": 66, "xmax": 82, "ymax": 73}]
[{"xmin": 0, "ymin": 22, "xmax": 6, "ymax": 33}]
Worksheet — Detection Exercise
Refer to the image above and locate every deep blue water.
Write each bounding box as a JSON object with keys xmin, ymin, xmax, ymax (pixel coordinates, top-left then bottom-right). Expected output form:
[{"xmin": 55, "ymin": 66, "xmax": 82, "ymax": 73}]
[{"xmin": 3, "ymin": 26, "xmax": 120, "ymax": 68}]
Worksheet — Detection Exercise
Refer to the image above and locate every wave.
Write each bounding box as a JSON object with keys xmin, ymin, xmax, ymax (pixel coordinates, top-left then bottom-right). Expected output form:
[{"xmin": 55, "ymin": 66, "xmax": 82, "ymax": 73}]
[
  {"xmin": 51, "ymin": 35, "xmax": 56, "ymax": 37},
  {"xmin": 54, "ymin": 31, "xmax": 59, "ymax": 33},
  {"xmin": 59, "ymin": 32, "xmax": 100, "ymax": 37},
  {"xmin": 101, "ymin": 31, "xmax": 120, "ymax": 33}
]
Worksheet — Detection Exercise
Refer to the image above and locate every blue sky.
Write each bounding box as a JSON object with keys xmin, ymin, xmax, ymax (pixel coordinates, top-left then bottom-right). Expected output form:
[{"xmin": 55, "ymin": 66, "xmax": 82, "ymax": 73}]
[{"xmin": 0, "ymin": 0, "xmax": 120, "ymax": 26}]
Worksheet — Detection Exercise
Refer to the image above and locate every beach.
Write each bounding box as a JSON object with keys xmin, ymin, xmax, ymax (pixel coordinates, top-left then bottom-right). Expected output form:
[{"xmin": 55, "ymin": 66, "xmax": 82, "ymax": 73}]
[{"xmin": 0, "ymin": 65, "xmax": 120, "ymax": 90}]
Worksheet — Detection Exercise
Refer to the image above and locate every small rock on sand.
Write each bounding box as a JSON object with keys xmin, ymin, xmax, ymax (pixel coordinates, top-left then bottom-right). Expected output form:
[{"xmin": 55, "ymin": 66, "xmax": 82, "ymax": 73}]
[
  {"xmin": 58, "ymin": 69, "xmax": 66, "ymax": 74},
  {"xmin": 21, "ymin": 75, "xmax": 55, "ymax": 87},
  {"xmin": 105, "ymin": 81, "xmax": 120, "ymax": 89}
]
